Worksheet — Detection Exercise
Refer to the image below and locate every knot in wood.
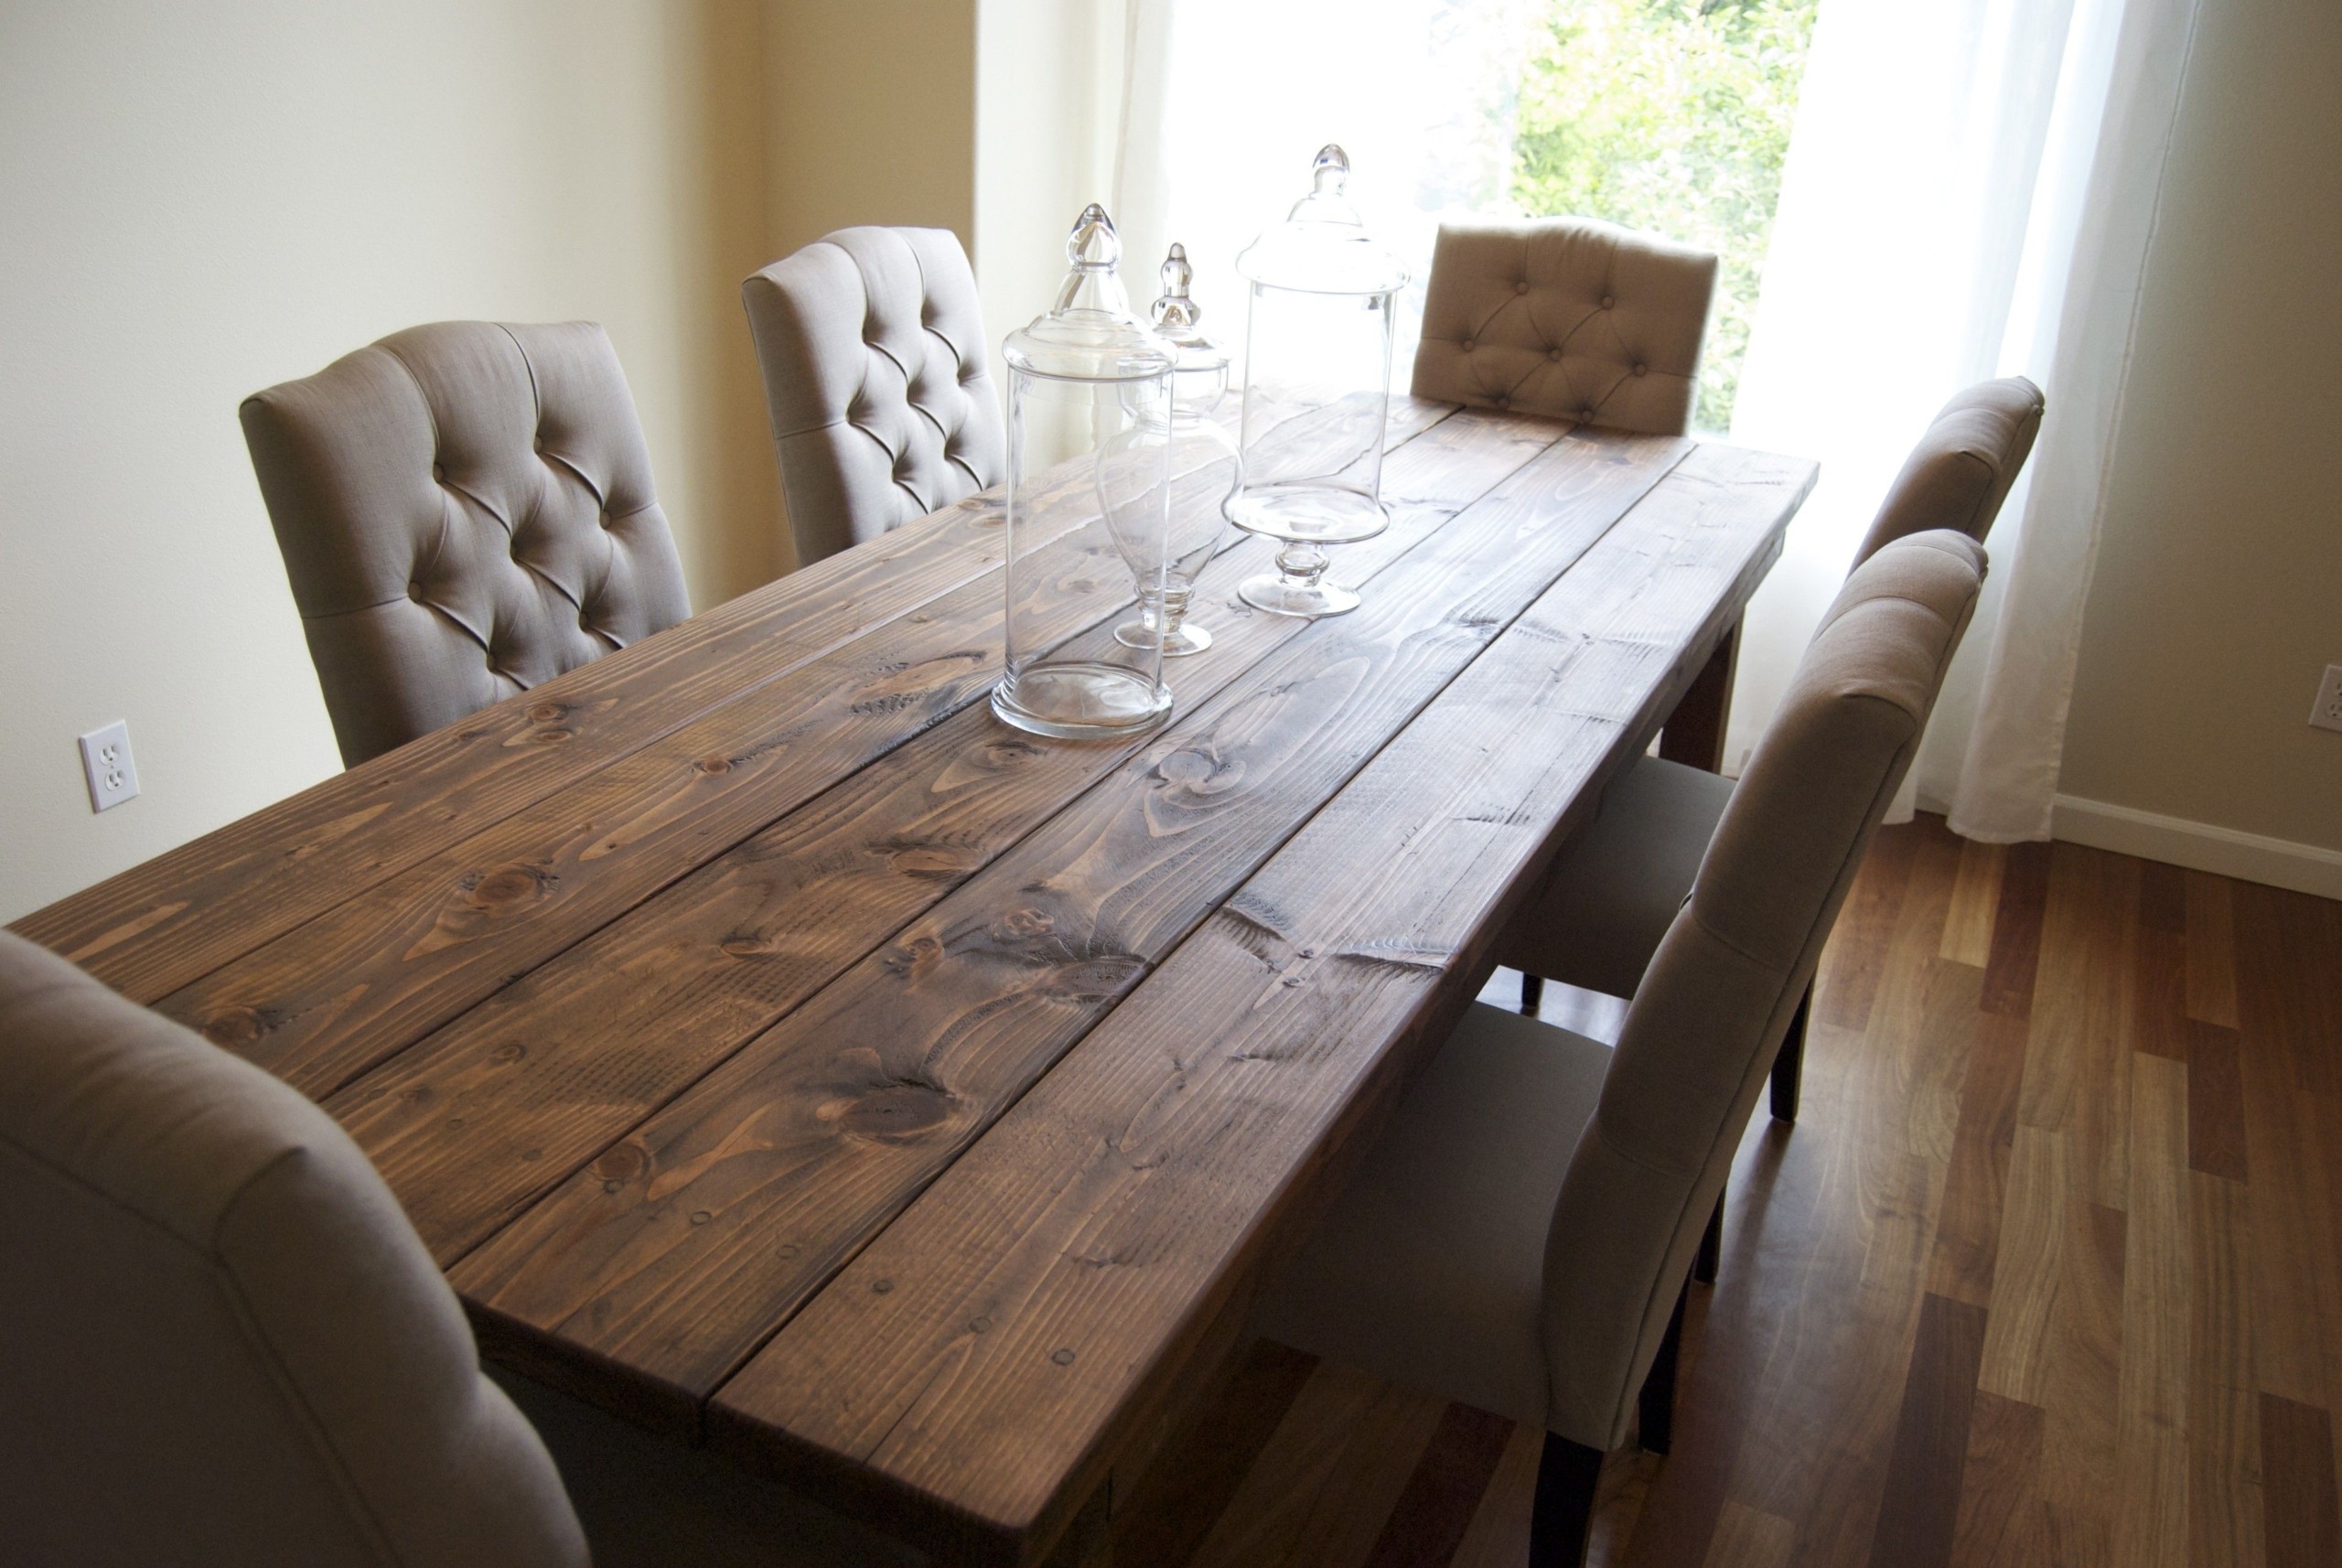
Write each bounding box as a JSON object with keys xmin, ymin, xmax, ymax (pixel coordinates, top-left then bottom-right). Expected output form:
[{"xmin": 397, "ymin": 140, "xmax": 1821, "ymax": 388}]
[
  {"xmin": 590, "ymin": 1143, "xmax": 649, "ymax": 1186},
  {"xmin": 200, "ymin": 1005, "xmax": 275, "ymax": 1047},
  {"xmin": 832, "ymin": 1082, "xmax": 954, "ymax": 1140},
  {"xmin": 462, "ymin": 865, "xmax": 554, "ymax": 910}
]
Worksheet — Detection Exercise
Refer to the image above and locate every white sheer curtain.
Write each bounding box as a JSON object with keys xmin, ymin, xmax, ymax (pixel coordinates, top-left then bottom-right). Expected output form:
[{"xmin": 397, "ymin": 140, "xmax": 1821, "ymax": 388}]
[
  {"xmin": 1724, "ymin": 0, "xmax": 2205, "ymax": 839},
  {"xmin": 1116, "ymin": 0, "xmax": 2204, "ymax": 843},
  {"xmin": 1107, "ymin": 0, "xmax": 1534, "ymax": 362}
]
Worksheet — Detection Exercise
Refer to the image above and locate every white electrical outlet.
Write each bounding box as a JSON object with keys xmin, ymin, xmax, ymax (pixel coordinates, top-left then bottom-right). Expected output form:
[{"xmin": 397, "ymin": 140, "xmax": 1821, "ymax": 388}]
[
  {"xmin": 2313, "ymin": 665, "xmax": 2342, "ymax": 736},
  {"xmin": 78, "ymin": 720, "xmax": 140, "ymax": 812}
]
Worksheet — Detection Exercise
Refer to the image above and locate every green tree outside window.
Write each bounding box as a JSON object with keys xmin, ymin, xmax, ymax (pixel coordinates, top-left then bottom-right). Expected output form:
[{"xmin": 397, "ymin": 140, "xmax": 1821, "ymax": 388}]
[{"xmin": 1511, "ymin": 0, "xmax": 1821, "ymax": 432}]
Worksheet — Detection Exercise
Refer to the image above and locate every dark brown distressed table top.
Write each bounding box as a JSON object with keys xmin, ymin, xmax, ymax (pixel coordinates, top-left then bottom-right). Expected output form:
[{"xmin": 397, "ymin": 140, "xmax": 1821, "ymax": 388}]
[{"xmin": 15, "ymin": 398, "xmax": 1813, "ymax": 1566}]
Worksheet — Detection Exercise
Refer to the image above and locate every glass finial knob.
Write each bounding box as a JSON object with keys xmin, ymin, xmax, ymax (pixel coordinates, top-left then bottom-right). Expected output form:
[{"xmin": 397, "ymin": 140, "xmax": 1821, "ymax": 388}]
[
  {"xmin": 1150, "ymin": 242, "xmax": 1206, "ymax": 336},
  {"xmin": 1069, "ymin": 203, "xmax": 1121, "ymax": 269},
  {"xmin": 1311, "ymin": 145, "xmax": 1350, "ymax": 195}
]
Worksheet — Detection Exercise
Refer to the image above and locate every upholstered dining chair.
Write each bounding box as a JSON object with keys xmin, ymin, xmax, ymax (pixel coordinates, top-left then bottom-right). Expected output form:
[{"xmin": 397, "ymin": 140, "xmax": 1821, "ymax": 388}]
[
  {"xmin": 242, "ymin": 321, "xmax": 693, "ymax": 769},
  {"xmin": 0, "ymin": 929, "xmax": 917, "ymax": 1567},
  {"xmin": 1252, "ymin": 531, "xmax": 1988, "ymax": 1568},
  {"xmin": 1503, "ymin": 376, "xmax": 2045, "ymax": 1179},
  {"xmin": 743, "ymin": 226, "xmax": 1004, "ymax": 568},
  {"xmin": 1412, "ymin": 216, "xmax": 1719, "ymax": 435}
]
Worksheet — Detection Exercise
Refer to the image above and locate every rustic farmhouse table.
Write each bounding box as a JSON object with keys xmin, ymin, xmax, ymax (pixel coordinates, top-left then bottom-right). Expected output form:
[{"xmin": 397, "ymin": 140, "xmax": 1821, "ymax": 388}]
[{"xmin": 15, "ymin": 397, "xmax": 1812, "ymax": 1565}]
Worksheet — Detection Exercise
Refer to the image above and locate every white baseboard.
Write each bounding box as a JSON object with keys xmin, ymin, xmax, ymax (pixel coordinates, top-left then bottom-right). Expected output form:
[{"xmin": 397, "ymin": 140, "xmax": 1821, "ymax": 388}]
[{"xmin": 2052, "ymin": 795, "xmax": 2342, "ymax": 901}]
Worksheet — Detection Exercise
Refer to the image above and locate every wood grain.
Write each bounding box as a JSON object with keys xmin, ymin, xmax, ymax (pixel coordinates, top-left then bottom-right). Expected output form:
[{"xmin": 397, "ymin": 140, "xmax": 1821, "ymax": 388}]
[
  {"xmin": 1866, "ymin": 1292, "xmax": 1987, "ymax": 1568},
  {"xmin": 2112, "ymin": 1050, "xmax": 2190, "ymax": 1568},
  {"xmin": 707, "ymin": 446, "xmax": 1810, "ymax": 1561},
  {"xmin": 325, "ymin": 412, "xmax": 1565, "ymax": 1262},
  {"xmin": 14, "ymin": 392, "xmax": 1443, "ymax": 1006},
  {"xmin": 443, "ymin": 428, "xmax": 1698, "ymax": 1428},
  {"xmin": 1978, "ymin": 841, "xmax": 2049, "ymax": 1021},
  {"xmin": 2260, "ymin": 1394, "xmax": 2339, "ymax": 1568},
  {"xmin": 1938, "ymin": 839, "xmax": 2004, "ymax": 970}
]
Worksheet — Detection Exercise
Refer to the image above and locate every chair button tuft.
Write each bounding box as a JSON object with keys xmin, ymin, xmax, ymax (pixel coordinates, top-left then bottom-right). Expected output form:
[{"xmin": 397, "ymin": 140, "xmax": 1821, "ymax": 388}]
[
  {"xmin": 1459, "ymin": 338, "xmax": 1475, "ymax": 352},
  {"xmin": 1548, "ymin": 348, "xmax": 1563, "ymax": 362},
  {"xmin": 1602, "ymin": 295, "xmax": 1616, "ymax": 309},
  {"xmin": 1515, "ymin": 280, "xmax": 1530, "ymax": 295},
  {"xmin": 431, "ymin": 462, "xmax": 446, "ymax": 482},
  {"xmin": 1583, "ymin": 406, "xmax": 1600, "ymax": 422},
  {"xmin": 1494, "ymin": 394, "xmax": 1510, "ymax": 410},
  {"xmin": 1634, "ymin": 363, "xmax": 1649, "ymax": 377}
]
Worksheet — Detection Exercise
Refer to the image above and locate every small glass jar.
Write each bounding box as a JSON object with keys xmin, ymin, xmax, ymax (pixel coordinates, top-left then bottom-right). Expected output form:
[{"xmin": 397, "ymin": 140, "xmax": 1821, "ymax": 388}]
[
  {"xmin": 1227, "ymin": 145, "xmax": 1411, "ymax": 618},
  {"xmin": 994, "ymin": 205, "xmax": 1180, "ymax": 739},
  {"xmin": 1111, "ymin": 243, "xmax": 1241, "ymax": 658}
]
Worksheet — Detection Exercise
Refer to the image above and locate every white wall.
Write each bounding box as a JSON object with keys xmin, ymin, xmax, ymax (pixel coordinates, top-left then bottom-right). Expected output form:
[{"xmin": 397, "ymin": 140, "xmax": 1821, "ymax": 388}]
[
  {"xmin": 2057, "ymin": 0, "xmax": 2342, "ymax": 859},
  {"xmin": 0, "ymin": 0, "xmax": 778, "ymax": 924}
]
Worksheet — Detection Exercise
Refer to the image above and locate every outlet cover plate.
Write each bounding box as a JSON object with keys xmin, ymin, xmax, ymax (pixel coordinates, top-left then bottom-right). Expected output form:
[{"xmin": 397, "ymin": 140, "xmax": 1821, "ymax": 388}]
[
  {"xmin": 79, "ymin": 720, "xmax": 139, "ymax": 811},
  {"xmin": 2313, "ymin": 665, "xmax": 2342, "ymax": 736}
]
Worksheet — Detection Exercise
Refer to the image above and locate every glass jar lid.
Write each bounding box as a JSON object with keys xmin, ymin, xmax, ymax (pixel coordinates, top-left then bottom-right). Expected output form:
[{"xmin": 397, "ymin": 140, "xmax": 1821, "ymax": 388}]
[
  {"xmin": 1235, "ymin": 145, "xmax": 1410, "ymax": 297},
  {"xmin": 1004, "ymin": 204, "xmax": 1176, "ymax": 383},
  {"xmin": 1148, "ymin": 242, "xmax": 1230, "ymax": 377}
]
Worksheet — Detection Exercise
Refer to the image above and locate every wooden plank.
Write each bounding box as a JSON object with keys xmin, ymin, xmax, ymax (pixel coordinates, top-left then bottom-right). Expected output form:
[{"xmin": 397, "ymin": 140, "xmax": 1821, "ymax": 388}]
[
  {"xmin": 2260, "ymin": 1394, "xmax": 2339, "ymax": 1568},
  {"xmin": 2112, "ymin": 1051, "xmax": 2190, "ymax": 1568},
  {"xmin": 1108, "ymin": 1339, "xmax": 1319, "ymax": 1568},
  {"xmin": 156, "ymin": 402, "xmax": 1469, "ymax": 1101},
  {"xmin": 1939, "ymin": 839, "xmax": 2004, "ymax": 970},
  {"xmin": 446, "ymin": 427, "xmax": 1697, "ymax": 1423},
  {"xmin": 2182, "ymin": 871, "xmax": 2240, "ymax": 1029},
  {"xmin": 2186, "ymin": 1021, "xmax": 2251, "ymax": 1183},
  {"xmin": 2016, "ymin": 843, "xmax": 2138, "ymax": 1210},
  {"xmin": 2230, "ymin": 881, "xmax": 2342, "ymax": 1412},
  {"xmin": 1356, "ymin": 1402, "xmax": 1513, "ymax": 1568},
  {"xmin": 1176, "ymin": 1361, "xmax": 1445, "ymax": 1568},
  {"xmin": 1928, "ymin": 1009, "xmax": 2030, "ymax": 1307},
  {"xmin": 1865, "ymin": 1292, "xmax": 1988, "ymax": 1568},
  {"xmin": 327, "ymin": 413, "xmax": 1566, "ymax": 1262},
  {"xmin": 1945, "ymin": 1391, "xmax": 2046, "ymax": 1567},
  {"xmin": 706, "ymin": 446, "xmax": 1810, "ymax": 1562},
  {"xmin": 1448, "ymin": 1421, "xmax": 1543, "ymax": 1568},
  {"xmin": 2133, "ymin": 860, "xmax": 2191, "ymax": 1063},
  {"xmin": 10, "ymin": 392, "xmax": 1446, "ymax": 1004},
  {"xmin": 1814, "ymin": 823, "xmax": 1918, "ymax": 1034},
  {"xmin": 1978, "ymin": 842, "xmax": 2050, "ymax": 1021},
  {"xmin": 2189, "ymin": 1173, "xmax": 2264, "ymax": 1568}
]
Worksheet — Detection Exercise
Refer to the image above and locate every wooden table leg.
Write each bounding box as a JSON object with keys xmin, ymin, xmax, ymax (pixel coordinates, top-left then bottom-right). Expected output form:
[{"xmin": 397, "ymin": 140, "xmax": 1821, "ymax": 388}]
[{"xmin": 1658, "ymin": 618, "xmax": 1740, "ymax": 774}]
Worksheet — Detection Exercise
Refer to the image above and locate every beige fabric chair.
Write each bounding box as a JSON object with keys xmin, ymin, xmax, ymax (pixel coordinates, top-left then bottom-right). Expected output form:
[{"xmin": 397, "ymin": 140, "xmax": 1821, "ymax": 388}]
[
  {"xmin": 744, "ymin": 227, "xmax": 1005, "ymax": 567},
  {"xmin": 1853, "ymin": 376, "xmax": 2044, "ymax": 566},
  {"xmin": 0, "ymin": 929, "xmax": 920, "ymax": 1567},
  {"xmin": 242, "ymin": 321, "xmax": 692, "ymax": 769},
  {"xmin": 1252, "ymin": 532, "xmax": 1986, "ymax": 1567},
  {"xmin": 1412, "ymin": 216, "xmax": 1718, "ymax": 435},
  {"xmin": 1503, "ymin": 376, "xmax": 2046, "ymax": 1139}
]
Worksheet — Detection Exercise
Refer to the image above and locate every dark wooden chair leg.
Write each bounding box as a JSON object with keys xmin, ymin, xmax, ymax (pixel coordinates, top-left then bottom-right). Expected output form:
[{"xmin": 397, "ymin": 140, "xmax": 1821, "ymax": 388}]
[
  {"xmin": 1530, "ymin": 1432, "xmax": 1604, "ymax": 1568},
  {"xmin": 1770, "ymin": 979, "xmax": 1812, "ymax": 1122},
  {"xmin": 1694, "ymin": 1188, "xmax": 1723, "ymax": 1284},
  {"xmin": 1520, "ymin": 972, "xmax": 1545, "ymax": 1016},
  {"xmin": 1637, "ymin": 1281, "xmax": 1687, "ymax": 1456}
]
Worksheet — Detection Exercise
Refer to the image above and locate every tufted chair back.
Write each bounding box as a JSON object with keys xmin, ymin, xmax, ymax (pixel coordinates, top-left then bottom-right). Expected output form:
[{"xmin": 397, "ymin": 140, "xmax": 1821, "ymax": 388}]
[
  {"xmin": 1538, "ymin": 532, "xmax": 1986, "ymax": 1451},
  {"xmin": 742, "ymin": 226, "xmax": 1005, "ymax": 568},
  {"xmin": 1850, "ymin": 376, "xmax": 2046, "ymax": 570},
  {"xmin": 0, "ymin": 929, "xmax": 588, "ymax": 1566},
  {"xmin": 242, "ymin": 321, "xmax": 691, "ymax": 769},
  {"xmin": 1412, "ymin": 217, "xmax": 1718, "ymax": 435}
]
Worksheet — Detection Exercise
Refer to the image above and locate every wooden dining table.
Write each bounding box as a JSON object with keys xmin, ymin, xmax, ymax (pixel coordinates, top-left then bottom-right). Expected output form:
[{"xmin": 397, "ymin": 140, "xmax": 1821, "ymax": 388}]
[{"xmin": 13, "ymin": 394, "xmax": 1812, "ymax": 1566}]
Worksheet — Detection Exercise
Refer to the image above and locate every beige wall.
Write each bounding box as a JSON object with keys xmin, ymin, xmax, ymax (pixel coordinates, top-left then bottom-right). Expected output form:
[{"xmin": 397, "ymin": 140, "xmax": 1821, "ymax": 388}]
[
  {"xmin": 0, "ymin": 0, "xmax": 781, "ymax": 924},
  {"xmin": 2059, "ymin": 0, "xmax": 2342, "ymax": 855}
]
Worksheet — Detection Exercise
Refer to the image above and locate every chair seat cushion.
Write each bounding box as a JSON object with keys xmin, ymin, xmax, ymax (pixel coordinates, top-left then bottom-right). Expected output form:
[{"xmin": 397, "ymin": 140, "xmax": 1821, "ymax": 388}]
[
  {"xmin": 1250, "ymin": 1003, "xmax": 1612, "ymax": 1429},
  {"xmin": 1499, "ymin": 753, "xmax": 1734, "ymax": 1000}
]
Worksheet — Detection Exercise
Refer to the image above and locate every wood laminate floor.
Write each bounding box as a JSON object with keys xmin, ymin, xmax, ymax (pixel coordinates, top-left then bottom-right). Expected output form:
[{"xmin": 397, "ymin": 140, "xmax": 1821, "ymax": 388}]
[{"xmin": 1107, "ymin": 816, "xmax": 2342, "ymax": 1568}]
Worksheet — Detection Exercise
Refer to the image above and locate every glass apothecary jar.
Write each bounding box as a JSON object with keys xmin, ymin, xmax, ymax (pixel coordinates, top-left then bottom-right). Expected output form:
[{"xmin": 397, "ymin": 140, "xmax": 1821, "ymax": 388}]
[
  {"xmin": 994, "ymin": 205, "xmax": 1179, "ymax": 739},
  {"xmin": 1111, "ymin": 242, "xmax": 1241, "ymax": 658},
  {"xmin": 1227, "ymin": 145, "xmax": 1411, "ymax": 618}
]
